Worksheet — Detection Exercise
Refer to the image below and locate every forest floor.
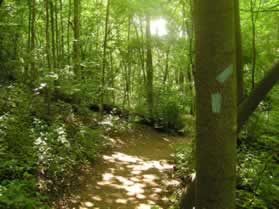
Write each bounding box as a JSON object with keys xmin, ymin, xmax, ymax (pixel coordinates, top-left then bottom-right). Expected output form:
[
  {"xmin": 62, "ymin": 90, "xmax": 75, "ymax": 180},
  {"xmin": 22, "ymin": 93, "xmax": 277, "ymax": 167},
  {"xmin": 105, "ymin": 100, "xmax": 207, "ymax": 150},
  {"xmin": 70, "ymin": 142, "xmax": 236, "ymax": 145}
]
[{"xmin": 58, "ymin": 125, "xmax": 188, "ymax": 209}]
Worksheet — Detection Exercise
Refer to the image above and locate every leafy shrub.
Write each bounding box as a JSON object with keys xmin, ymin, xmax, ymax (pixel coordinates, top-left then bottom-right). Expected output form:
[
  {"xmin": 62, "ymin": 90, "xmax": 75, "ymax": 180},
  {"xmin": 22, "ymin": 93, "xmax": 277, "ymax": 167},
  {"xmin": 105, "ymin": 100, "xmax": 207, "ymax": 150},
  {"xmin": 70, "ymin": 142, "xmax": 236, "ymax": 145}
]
[
  {"xmin": 155, "ymin": 100, "xmax": 185, "ymax": 131},
  {"xmin": 0, "ymin": 83, "xmax": 104, "ymax": 207},
  {"xmin": 32, "ymin": 118, "xmax": 102, "ymax": 196},
  {"xmin": 153, "ymin": 88, "xmax": 187, "ymax": 132},
  {"xmin": 0, "ymin": 179, "xmax": 49, "ymax": 209},
  {"xmin": 174, "ymin": 143, "xmax": 195, "ymax": 178},
  {"xmin": 237, "ymin": 145, "xmax": 278, "ymax": 209}
]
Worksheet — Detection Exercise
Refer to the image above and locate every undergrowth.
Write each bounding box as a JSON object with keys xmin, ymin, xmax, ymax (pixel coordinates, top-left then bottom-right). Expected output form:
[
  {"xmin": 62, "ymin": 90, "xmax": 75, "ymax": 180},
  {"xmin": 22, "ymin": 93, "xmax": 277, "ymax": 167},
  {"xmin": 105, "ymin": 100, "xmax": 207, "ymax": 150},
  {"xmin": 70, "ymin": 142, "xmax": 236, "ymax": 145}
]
[{"xmin": 0, "ymin": 84, "xmax": 106, "ymax": 209}]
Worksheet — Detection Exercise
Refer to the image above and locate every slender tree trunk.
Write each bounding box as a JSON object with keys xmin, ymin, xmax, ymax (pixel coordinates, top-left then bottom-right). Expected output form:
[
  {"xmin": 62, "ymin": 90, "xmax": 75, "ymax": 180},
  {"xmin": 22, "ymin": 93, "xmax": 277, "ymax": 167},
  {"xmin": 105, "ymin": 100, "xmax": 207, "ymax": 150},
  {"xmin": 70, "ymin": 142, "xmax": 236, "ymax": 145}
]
[
  {"xmin": 194, "ymin": 1, "xmax": 237, "ymax": 209},
  {"xmin": 50, "ymin": 0, "xmax": 57, "ymax": 68},
  {"xmin": 182, "ymin": 0, "xmax": 195, "ymax": 115},
  {"xmin": 100, "ymin": 0, "xmax": 110, "ymax": 111},
  {"xmin": 30, "ymin": 0, "xmax": 36, "ymax": 79},
  {"xmin": 124, "ymin": 15, "xmax": 132, "ymax": 108},
  {"xmin": 145, "ymin": 15, "xmax": 154, "ymax": 120},
  {"xmin": 45, "ymin": 0, "xmax": 51, "ymax": 70},
  {"xmin": 94, "ymin": 0, "xmax": 100, "ymax": 55},
  {"xmin": 45, "ymin": 0, "xmax": 52, "ymax": 114},
  {"xmin": 133, "ymin": 20, "xmax": 146, "ymax": 84},
  {"xmin": 28, "ymin": 0, "xmax": 31, "ymax": 51},
  {"xmin": 163, "ymin": 47, "xmax": 170, "ymax": 85},
  {"xmin": 235, "ymin": 0, "xmax": 244, "ymax": 104},
  {"xmin": 186, "ymin": 22, "xmax": 194, "ymax": 114},
  {"xmin": 250, "ymin": 0, "xmax": 257, "ymax": 90},
  {"xmin": 73, "ymin": 0, "xmax": 81, "ymax": 78},
  {"xmin": 110, "ymin": 51, "xmax": 115, "ymax": 104},
  {"xmin": 67, "ymin": 0, "xmax": 71, "ymax": 65},
  {"xmin": 238, "ymin": 61, "xmax": 279, "ymax": 131},
  {"xmin": 59, "ymin": 0, "xmax": 64, "ymax": 64},
  {"xmin": 55, "ymin": 0, "xmax": 60, "ymax": 67}
]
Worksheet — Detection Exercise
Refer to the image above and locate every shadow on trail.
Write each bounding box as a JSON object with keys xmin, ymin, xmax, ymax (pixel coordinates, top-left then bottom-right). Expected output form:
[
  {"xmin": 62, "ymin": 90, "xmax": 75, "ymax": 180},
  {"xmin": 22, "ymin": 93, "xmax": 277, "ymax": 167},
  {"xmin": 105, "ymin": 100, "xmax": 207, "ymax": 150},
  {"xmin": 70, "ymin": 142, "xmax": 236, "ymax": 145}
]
[{"xmin": 62, "ymin": 126, "xmax": 188, "ymax": 209}]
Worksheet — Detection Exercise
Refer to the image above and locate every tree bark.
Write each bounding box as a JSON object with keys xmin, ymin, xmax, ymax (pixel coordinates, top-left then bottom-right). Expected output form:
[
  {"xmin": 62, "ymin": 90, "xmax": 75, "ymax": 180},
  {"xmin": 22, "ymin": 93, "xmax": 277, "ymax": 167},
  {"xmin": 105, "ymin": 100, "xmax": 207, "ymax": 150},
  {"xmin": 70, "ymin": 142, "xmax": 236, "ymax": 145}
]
[
  {"xmin": 146, "ymin": 15, "xmax": 154, "ymax": 120},
  {"xmin": 250, "ymin": 0, "xmax": 257, "ymax": 90},
  {"xmin": 163, "ymin": 46, "xmax": 170, "ymax": 85},
  {"xmin": 186, "ymin": 19, "xmax": 194, "ymax": 114},
  {"xmin": 73, "ymin": 0, "xmax": 81, "ymax": 78},
  {"xmin": 67, "ymin": 0, "xmax": 72, "ymax": 65},
  {"xmin": 124, "ymin": 15, "xmax": 132, "ymax": 108},
  {"xmin": 235, "ymin": 0, "xmax": 244, "ymax": 104},
  {"xmin": 45, "ymin": 0, "xmax": 51, "ymax": 70},
  {"xmin": 194, "ymin": 1, "xmax": 237, "ymax": 209},
  {"xmin": 59, "ymin": 0, "xmax": 65, "ymax": 64},
  {"xmin": 30, "ymin": 0, "xmax": 36, "ymax": 79},
  {"xmin": 50, "ymin": 0, "xmax": 56, "ymax": 68},
  {"xmin": 100, "ymin": 0, "xmax": 110, "ymax": 112}
]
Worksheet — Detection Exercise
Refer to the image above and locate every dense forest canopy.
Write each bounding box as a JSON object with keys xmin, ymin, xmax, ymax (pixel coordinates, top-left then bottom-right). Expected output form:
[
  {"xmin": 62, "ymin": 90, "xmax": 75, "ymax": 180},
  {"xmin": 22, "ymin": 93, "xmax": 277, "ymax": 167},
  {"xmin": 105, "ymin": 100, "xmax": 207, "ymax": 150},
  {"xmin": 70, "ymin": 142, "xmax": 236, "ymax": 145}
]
[{"xmin": 0, "ymin": 0, "xmax": 278, "ymax": 209}]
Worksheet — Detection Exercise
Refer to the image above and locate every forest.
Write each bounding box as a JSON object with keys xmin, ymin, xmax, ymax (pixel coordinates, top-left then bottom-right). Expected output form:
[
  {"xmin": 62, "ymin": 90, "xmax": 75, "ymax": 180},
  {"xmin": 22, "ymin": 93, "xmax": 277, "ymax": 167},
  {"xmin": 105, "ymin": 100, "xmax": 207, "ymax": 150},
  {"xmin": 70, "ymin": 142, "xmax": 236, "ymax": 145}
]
[{"xmin": 0, "ymin": 0, "xmax": 278, "ymax": 209}]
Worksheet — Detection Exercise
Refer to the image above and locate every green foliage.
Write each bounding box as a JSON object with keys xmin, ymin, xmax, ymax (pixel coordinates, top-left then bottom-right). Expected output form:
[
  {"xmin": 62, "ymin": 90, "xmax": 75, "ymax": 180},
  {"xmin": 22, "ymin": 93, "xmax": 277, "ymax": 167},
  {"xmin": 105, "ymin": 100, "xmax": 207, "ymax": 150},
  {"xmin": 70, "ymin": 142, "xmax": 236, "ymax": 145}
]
[
  {"xmin": 147, "ymin": 87, "xmax": 190, "ymax": 132},
  {"xmin": 0, "ymin": 0, "xmax": 278, "ymax": 207},
  {"xmin": 0, "ymin": 179, "xmax": 49, "ymax": 209},
  {"xmin": 31, "ymin": 117, "xmax": 102, "ymax": 197},
  {"xmin": 0, "ymin": 83, "xmax": 104, "ymax": 207},
  {"xmin": 237, "ymin": 144, "xmax": 278, "ymax": 209},
  {"xmin": 174, "ymin": 143, "xmax": 195, "ymax": 178},
  {"xmin": 0, "ymin": 85, "xmax": 48, "ymax": 209},
  {"xmin": 154, "ymin": 99, "xmax": 184, "ymax": 131},
  {"xmin": 236, "ymin": 92, "xmax": 279, "ymax": 209}
]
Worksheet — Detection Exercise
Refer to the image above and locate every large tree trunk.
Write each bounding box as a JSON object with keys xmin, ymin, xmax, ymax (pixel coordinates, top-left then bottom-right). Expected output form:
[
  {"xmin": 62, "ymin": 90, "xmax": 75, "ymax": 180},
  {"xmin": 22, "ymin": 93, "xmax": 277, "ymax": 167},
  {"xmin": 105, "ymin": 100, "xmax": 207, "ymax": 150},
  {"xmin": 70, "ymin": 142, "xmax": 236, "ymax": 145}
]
[
  {"xmin": 194, "ymin": 1, "xmax": 237, "ymax": 209},
  {"xmin": 238, "ymin": 61, "xmax": 279, "ymax": 130}
]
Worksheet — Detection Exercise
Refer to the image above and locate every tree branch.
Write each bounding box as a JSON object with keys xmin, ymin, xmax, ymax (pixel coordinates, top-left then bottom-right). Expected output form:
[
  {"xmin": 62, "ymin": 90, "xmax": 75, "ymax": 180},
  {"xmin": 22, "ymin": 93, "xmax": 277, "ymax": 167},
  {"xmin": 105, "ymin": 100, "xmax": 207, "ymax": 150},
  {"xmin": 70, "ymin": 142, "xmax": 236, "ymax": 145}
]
[
  {"xmin": 240, "ymin": 9, "xmax": 279, "ymax": 12},
  {"xmin": 238, "ymin": 61, "xmax": 279, "ymax": 131}
]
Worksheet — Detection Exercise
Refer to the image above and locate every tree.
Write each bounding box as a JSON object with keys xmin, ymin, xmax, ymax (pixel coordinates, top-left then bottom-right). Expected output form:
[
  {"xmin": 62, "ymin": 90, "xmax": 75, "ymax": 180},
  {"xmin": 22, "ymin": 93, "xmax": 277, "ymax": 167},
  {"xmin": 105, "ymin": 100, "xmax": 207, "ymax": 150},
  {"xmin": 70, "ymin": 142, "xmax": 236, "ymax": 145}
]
[
  {"xmin": 73, "ymin": 0, "xmax": 81, "ymax": 78},
  {"xmin": 29, "ymin": 0, "xmax": 36, "ymax": 80},
  {"xmin": 100, "ymin": 0, "xmax": 111, "ymax": 112},
  {"xmin": 235, "ymin": 0, "xmax": 244, "ymax": 104},
  {"xmin": 238, "ymin": 61, "xmax": 279, "ymax": 130},
  {"xmin": 45, "ymin": 0, "xmax": 51, "ymax": 70},
  {"xmin": 145, "ymin": 15, "xmax": 154, "ymax": 119},
  {"xmin": 180, "ymin": 0, "xmax": 279, "ymax": 206},
  {"xmin": 194, "ymin": 0, "xmax": 237, "ymax": 209}
]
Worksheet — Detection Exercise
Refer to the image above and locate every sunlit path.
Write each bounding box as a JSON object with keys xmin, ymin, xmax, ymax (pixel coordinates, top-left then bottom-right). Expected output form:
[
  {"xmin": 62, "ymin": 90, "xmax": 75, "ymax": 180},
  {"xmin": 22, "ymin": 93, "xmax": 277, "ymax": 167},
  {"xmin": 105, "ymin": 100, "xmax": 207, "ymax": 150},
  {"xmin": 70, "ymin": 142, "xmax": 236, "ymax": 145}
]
[{"xmin": 60, "ymin": 126, "xmax": 186, "ymax": 209}]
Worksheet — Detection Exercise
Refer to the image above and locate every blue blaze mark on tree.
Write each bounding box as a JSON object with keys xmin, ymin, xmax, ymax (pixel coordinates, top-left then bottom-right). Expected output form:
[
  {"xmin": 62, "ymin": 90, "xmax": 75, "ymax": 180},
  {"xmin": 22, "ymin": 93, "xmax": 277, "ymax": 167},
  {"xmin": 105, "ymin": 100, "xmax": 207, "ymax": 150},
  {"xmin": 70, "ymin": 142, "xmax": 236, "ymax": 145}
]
[
  {"xmin": 216, "ymin": 64, "xmax": 233, "ymax": 83},
  {"xmin": 211, "ymin": 93, "xmax": 222, "ymax": 113}
]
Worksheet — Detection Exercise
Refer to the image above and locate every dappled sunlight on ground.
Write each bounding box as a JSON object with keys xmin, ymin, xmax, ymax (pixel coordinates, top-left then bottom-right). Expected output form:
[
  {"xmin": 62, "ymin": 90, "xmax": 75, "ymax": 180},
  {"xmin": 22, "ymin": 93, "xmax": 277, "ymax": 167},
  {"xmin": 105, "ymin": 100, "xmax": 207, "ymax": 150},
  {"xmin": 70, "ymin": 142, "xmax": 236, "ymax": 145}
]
[{"xmin": 62, "ymin": 126, "xmax": 187, "ymax": 209}]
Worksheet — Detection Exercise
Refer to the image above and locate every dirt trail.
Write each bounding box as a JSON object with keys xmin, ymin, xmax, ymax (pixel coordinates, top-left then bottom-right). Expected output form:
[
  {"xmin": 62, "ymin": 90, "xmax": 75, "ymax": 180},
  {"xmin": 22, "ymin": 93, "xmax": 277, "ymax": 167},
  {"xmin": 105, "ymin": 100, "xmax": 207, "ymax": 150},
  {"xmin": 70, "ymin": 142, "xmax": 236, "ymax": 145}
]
[{"xmin": 66, "ymin": 125, "xmax": 187, "ymax": 209}]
